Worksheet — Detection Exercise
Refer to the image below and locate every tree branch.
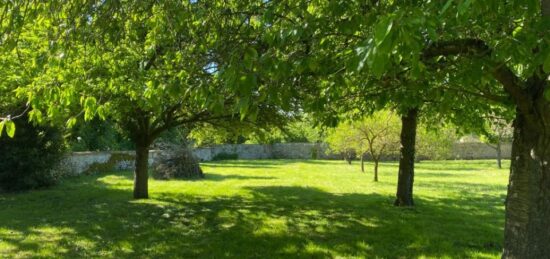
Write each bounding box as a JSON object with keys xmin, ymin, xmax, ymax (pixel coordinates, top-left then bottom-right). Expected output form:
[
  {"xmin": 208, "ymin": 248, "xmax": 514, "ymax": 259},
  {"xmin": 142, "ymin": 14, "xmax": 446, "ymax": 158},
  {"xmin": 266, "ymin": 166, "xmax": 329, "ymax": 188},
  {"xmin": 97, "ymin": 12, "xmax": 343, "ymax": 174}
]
[{"xmin": 423, "ymin": 38, "xmax": 532, "ymax": 115}]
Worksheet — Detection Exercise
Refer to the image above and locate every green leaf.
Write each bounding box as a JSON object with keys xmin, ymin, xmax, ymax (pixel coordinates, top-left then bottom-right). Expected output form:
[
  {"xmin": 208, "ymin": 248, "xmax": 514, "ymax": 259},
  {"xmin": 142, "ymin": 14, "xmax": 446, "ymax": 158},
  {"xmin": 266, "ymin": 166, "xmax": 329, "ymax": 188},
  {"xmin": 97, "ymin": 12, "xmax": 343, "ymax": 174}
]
[
  {"xmin": 66, "ymin": 117, "xmax": 78, "ymax": 128},
  {"xmin": 5, "ymin": 120, "xmax": 15, "ymax": 138},
  {"xmin": 244, "ymin": 47, "xmax": 258, "ymax": 69},
  {"xmin": 374, "ymin": 16, "xmax": 393, "ymax": 47}
]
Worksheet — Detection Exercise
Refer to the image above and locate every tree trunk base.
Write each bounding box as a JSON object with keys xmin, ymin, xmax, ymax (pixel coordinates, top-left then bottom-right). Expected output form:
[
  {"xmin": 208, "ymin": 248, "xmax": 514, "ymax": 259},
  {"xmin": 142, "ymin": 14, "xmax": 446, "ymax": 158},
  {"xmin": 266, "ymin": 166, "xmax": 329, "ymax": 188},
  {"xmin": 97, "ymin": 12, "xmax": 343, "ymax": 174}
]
[
  {"xmin": 502, "ymin": 110, "xmax": 550, "ymax": 257},
  {"xmin": 133, "ymin": 144, "xmax": 150, "ymax": 199},
  {"xmin": 395, "ymin": 108, "xmax": 418, "ymax": 207}
]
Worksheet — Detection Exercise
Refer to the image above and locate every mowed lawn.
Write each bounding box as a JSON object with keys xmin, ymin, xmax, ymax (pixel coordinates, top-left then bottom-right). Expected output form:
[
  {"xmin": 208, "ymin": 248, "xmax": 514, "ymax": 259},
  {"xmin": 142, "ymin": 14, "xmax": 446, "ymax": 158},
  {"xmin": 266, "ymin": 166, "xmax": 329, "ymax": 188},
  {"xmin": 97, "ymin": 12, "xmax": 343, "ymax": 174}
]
[{"xmin": 0, "ymin": 160, "xmax": 509, "ymax": 258}]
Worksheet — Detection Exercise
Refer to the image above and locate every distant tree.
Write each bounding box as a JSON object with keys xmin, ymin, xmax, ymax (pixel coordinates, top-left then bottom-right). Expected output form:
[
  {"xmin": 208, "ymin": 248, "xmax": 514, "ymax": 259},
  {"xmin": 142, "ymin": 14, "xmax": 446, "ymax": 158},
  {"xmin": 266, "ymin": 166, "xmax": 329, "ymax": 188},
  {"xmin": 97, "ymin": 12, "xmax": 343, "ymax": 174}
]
[
  {"xmin": 480, "ymin": 117, "xmax": 513, "ymax": 169},
  {"xmin": 325, "ymin": 123, "xmax": 357, "ymax": 165},
  {"xmin": 353, "ymin": 111, "xmax": 401, "ymax": 181},
  {"xmin": 283, "ymin": 118, "xmax": 325, "ymax": 143},
  {"xmin": 416, "ymin": 124, "xmax": 458, "ymax": 161}
]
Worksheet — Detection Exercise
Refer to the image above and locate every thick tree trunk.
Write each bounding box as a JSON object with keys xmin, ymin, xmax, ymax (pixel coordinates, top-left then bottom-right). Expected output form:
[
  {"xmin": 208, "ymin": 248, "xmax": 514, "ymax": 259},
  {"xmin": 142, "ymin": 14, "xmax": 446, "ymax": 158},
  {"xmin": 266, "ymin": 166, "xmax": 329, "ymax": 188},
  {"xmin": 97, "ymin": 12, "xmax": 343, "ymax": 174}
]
[
  {"xmin": 361, "ymin": 153, "xmax": 365, "ymax": 172},
  {"xmin": 496, "ymin": 141, "xmax": 502, "ymax": 169},
  {"xmin": 134, "ymin": 143, "xmax": 150, "ymax": 199},
  {"xmin": 395, "ymin": 108, "xmax": 418, "ymax": 207},
  {"xmin": 502, "ymin": 110, "xmax": 550, "ymax": 258},
  {"xmin": 373, "ymin": 160, "xmax": 379, "ymax": 182}
]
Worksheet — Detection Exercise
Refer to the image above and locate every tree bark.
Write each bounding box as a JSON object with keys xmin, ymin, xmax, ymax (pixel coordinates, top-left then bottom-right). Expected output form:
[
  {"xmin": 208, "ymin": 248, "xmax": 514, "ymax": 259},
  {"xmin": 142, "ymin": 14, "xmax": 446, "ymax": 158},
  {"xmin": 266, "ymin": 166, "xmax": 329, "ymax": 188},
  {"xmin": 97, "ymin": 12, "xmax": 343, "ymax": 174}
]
[
  {"xmin": 133, "ymin": 142, "xmax": 150, "ymax": 199},
  {"xmin": 394, "ymin": 108, "xmax": 418, "ymax": 207},
  {"xmin": 373, "ymin": 160, "xmax": 379, "ymax": 182},
  {"xmin": 502, "ymin": 109, "xmax": 550, "ymax": 257}
]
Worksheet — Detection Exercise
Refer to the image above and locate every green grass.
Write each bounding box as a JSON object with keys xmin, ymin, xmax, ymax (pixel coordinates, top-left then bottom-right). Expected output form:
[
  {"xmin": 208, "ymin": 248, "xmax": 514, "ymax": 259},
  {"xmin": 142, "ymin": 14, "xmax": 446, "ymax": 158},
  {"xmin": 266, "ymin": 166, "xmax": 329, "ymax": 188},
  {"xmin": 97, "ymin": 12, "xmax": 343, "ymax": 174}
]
[{"xmin": 0, "ymin": 160, "xmax": 509, "ymax": 258}]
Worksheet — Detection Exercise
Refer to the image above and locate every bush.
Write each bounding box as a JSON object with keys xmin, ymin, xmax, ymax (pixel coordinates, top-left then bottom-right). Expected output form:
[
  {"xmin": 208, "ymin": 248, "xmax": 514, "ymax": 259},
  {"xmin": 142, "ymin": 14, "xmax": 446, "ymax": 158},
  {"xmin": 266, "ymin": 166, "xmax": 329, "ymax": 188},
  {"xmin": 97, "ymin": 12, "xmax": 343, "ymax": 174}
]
[
  {"xmin": 152, "ymin": 147, "xmax": 204, "ymax": 180},
  {"xmin": 0, "ymin": 115, "xmax": 67, "ymax": 192},
  {"xmin": 212, "ymin": 152, "xmax": 239, "ymax": 161}
]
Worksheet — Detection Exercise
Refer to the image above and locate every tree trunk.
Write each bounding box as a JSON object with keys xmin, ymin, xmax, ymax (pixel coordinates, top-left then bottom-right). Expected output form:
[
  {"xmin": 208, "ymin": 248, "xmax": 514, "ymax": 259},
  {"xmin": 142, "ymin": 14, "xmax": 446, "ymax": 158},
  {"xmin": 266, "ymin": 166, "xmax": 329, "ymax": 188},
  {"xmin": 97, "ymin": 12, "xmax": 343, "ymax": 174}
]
[
  {"xmin": 134, "ymin": 143, "xmax": 150, "ymax": 199},
  {"xmin": 361, "ymin": 153, "xmax": 365, "ymax": 172},
  {"xmin": 502, "ymin": 109, "xmax": 550, "ymax": 258},
  {"xmin": 395, "ymin": 108, "xmax": 418, "ymax": 207},
  {"xmin": 373, "ymin": 160, "xmax": 379, "ymax": 182},
  {"xmin": 496, "ymin": 141, "xmax": 502, "ymax": 169}
]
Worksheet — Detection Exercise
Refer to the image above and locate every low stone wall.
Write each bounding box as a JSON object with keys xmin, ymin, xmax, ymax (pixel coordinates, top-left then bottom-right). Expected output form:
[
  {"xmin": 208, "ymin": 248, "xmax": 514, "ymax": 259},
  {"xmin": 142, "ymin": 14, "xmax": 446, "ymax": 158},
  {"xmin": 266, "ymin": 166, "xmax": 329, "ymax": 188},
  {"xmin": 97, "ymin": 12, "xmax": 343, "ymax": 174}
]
[
  {"xmin": 63, "ymin": 151, "xmax": 162, "ymax": 174},
  {"xmin": 191, "ymin": 143, "xmax": 334, "ymax": 161},
  {"xmin": 450, "ymin": 142, "xmax": 511, "ymax": 160},
  {"xmin": 64, "ymin": 142, "xmax": 511, "ymax": 174}
]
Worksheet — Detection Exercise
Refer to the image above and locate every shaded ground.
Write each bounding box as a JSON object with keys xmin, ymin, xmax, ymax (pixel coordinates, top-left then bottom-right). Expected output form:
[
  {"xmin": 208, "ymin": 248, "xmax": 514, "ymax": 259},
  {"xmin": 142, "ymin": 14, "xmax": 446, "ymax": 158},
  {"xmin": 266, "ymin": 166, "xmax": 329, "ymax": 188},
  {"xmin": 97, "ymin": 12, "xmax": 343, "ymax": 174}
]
[{"xmin": 0, "ymin": 160, "xmax": 508, "ymax": 258}]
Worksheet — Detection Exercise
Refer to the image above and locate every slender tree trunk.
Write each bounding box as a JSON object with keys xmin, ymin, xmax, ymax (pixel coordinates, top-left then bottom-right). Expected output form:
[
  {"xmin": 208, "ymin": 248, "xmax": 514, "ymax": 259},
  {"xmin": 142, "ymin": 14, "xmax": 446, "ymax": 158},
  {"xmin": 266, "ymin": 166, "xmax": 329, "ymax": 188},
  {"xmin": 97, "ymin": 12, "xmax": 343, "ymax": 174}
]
[
  {"xmin": 496, "ymin": 141, "xmax": 502, "ymax": 169},
  {"xmin": 502, "ymin": 109, "xmax": 550, "ymax": 257},
  {"xmin": 361, "ymin": 153, "xmax": 365, "ymax": 172},
  {"xmin": 373, "ymin": 159, "xmax": 379, "ymax": 182},
  {"xmin": 395, "ymin": 108, "xmax": 418, "ymax": 207},
  {"xmin": 134, "ymin": 140, "xmax": 150, "ymax": 199}
]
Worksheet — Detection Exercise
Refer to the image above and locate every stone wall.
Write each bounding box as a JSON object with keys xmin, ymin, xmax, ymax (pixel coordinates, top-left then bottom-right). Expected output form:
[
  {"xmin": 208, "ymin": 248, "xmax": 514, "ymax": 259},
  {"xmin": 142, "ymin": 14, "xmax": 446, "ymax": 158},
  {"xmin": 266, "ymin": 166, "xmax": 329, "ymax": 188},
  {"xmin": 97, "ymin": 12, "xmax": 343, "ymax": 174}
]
[
  {"xmin": 450, "ymin": 142, "xmax": 511, "ymax": 160},
  {"xmin": 63, "ymin": 142, "xmax": 511, "ymax": 174},
  {"xmin": 62, "ymin": 151, "xmax": 162, "ymax": 174}
]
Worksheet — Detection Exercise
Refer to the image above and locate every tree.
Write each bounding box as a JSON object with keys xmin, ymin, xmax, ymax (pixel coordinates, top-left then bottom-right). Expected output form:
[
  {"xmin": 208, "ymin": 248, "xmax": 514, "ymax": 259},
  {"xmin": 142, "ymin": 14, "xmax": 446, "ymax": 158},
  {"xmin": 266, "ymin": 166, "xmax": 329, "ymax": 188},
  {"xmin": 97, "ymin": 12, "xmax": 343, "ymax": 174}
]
[
  {"xmin": 353, "ymin": 111, "xmax": 401, "ymax": 181},
  {"xmin": 6, "ymin": 1, "xmax": 287, "ymax": 199},
  {"xmin": 416, "ymin": 123, "xmax": 457, "ymax": 161},
  {"xmin": 480, "ymin": 116, "xmax": 514, "ymax": 168},
  {"xmin": 325, "ymin": 123, "xmax": 356, "ymax": 164}
]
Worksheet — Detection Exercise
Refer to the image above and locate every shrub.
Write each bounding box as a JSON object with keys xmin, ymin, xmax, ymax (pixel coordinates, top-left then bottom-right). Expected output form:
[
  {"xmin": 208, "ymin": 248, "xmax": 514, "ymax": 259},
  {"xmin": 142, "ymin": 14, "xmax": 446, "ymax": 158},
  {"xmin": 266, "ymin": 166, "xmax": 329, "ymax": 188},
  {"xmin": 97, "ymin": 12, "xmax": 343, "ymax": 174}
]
[{"xmin": 0, "ymin": 115, "xmax": 66, "ymax": 192}]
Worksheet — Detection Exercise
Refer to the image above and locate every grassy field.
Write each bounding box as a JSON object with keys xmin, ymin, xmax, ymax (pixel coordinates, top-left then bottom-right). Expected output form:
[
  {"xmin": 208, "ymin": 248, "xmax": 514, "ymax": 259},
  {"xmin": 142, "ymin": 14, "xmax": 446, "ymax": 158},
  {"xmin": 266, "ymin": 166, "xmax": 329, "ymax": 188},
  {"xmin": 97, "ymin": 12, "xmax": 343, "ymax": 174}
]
[{"xmin": 0, "ymin": 160, "xmax": 509, "ymax": 258}]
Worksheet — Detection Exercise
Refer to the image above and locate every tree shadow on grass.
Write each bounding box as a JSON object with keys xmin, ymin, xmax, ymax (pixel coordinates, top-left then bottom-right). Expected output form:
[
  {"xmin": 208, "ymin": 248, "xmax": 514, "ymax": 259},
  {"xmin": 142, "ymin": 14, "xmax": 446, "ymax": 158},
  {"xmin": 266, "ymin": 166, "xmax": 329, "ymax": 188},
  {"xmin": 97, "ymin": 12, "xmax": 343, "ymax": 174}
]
[
  {"xmin": 201, "ymin": 173, "xmax": 277, "ymax": 182},
  {"xmin": 201, "ymin": 163, "xmax": 279, "ymax": 169},
  {"xmin": 0, "ymin": 173, "xmax": 504, "ymax": 258},
  {"xmin": 201, "ymin": 160, "xmax": 289, "ymax": 168}
]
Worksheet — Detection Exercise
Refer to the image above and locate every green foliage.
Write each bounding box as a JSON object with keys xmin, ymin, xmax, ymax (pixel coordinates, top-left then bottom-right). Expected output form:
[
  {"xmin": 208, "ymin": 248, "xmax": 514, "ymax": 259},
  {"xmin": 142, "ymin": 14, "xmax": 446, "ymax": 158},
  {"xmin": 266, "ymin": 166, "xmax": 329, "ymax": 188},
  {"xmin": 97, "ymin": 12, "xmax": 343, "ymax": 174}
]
[
  {"xmin": 0, "ymin": 111, "xmax": 66, "ymax": 192},
  {"xmin": 188, "ymin": 116, "xmax": 322, "ymax": 146},
  {"xmin": 353, "ymin": 111, "xmax": 401, "ymax": 160},
  {"xmin": 325, "ymin": 123, "xmax": 357, "ymax": 161},
  {"xmin": 416, "ymin": 124, "xmax": 458, "ymax": 160},
  {"xmin": 326, "ymin": 111, "xmax": 401, "ymax": 162},
  {"xmin": 189, "ymin": 124, "xmax": 248, "ymax": 147},
  {"xmin": 68, "ymin": 119, "xmax": 133, "ymax": 151},
  {"xmin": 283, "ymin": 119, "xmax": 325, "ymax": 143},
  {"xmin": 328, "ymin": 111, "xmax": 458, "ymax": 161},
  {"xmin": 478, "ymin": 117, "xmax": 514, "ymax": 147},
  {"xmin": 7, "ymin": 1, "xmax": 286, "ymax": 147}
]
